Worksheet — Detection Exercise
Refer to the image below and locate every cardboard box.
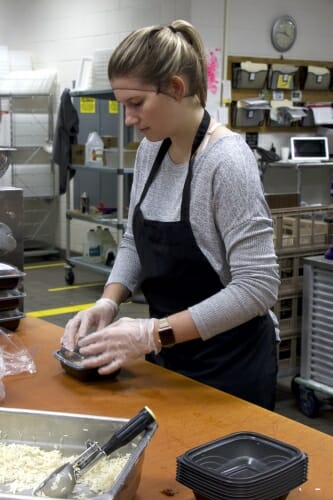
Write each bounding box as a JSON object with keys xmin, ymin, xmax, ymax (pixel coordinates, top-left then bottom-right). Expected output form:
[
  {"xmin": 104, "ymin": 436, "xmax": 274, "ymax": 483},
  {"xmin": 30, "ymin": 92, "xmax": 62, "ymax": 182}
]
[
  {"xmin": 265, "ymin": 193, "xmax": 299, "ymax": 209},
  {"xmin": 71, "ymin": 144, "xmax": 85, "ymax": 165},
  {"xmin": 104, "ymin": 148, "xmax": 136, "ymax": 168},
  {"xmin": 101, "ymin": 135, "xmax": 118, "ymax": 148}
]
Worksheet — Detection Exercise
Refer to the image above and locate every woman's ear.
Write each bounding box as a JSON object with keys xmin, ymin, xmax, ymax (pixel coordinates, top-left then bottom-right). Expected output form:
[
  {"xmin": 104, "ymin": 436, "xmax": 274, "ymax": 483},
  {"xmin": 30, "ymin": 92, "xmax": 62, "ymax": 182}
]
[{"xmin": 168, "ymin": 75, "xmax": 186, "ymax": 101}]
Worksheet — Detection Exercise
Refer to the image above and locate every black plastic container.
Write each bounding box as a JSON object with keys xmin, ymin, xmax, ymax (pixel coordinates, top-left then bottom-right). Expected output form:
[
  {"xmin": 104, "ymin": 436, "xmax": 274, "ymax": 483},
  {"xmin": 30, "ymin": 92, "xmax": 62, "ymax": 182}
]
[
  {"xmin": 0, "ymin": 289, "xmax": 25, "ymax": 311},
  {"xmin": 0, "ymin": 308, "xmax": 25, "ymax": 330},
  {"xmin": 176, "ymin": 432, "xmax": 308, "ymax": 500},
  {"xmin": 0, "ymin": 263, "xmax": 25, "ymax": 290},
  {"xmin": 54, "ymin": 348, "xmax": 121, "ymax": 382}
]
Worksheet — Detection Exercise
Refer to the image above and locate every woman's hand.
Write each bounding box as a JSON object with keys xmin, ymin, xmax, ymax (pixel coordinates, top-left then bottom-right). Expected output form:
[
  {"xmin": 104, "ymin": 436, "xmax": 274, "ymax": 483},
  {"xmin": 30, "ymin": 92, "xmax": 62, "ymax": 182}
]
[
  {"xmin": 61, "ymin": 298, "xmax": 119, "ymax": 350},
  {"xmin": 78, "ymin": 317, "xmax": 160, "ymax": 375}
]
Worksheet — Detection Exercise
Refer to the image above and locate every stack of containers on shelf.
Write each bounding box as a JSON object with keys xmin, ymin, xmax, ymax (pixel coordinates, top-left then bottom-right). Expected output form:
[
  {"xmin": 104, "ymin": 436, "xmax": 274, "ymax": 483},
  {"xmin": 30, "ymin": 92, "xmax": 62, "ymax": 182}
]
[{"xmin": 0, "ymin": 263, "xmax": 25, "ymax": 331}]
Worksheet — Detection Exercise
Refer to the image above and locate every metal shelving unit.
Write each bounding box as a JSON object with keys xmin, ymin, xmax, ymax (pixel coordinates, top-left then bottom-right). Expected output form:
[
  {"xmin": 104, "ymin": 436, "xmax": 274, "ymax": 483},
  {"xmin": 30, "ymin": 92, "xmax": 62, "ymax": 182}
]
[
  {"xmin": 64, "ymin": 88, "xmax": 134, "ymax": 285},
  {"xmin": 0, "ymin": 91, "xmax": 59, "ymax": 257}
]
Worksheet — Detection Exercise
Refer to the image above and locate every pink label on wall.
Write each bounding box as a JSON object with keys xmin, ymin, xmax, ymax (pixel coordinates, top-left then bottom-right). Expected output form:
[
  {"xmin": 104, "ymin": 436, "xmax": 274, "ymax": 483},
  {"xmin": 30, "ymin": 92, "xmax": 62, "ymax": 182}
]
[{"xmin": 206, "ymin": 48, "xmax": 222, "ymax": 116}]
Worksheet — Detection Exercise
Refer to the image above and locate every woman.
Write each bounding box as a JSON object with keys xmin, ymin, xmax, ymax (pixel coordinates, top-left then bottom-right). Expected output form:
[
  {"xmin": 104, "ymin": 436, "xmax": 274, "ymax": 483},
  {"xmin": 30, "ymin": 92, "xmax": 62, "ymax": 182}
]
[{"xmin": 62, "ymin": 20, "xmax": 280, "ymax": 410}]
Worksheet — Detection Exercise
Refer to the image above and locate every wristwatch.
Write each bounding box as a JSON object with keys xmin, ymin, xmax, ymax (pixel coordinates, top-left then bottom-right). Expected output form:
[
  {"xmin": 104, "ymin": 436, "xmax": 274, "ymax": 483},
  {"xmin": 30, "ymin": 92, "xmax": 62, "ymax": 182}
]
[{"xmin": 158, "ymin": 318, "xmax": 176, "ymax": 348}]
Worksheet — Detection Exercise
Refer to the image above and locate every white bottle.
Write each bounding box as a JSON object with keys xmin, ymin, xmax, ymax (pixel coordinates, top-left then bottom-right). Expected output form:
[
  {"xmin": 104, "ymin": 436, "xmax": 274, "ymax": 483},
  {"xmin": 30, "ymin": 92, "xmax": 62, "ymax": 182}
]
[
  {"xmin": 83, "ymin": 229, "xmax": 102, "ymax": 263},
  {"xmin": 95, "ymin": 225, "xmax": 104, "ymax": 256},
  {"xmin": 101, "ymin": 227, "xmax": 117, "ymax": 265},
  {"xmin": 85, "ymin": 131, "xmax": 104, "ymax": 166}
]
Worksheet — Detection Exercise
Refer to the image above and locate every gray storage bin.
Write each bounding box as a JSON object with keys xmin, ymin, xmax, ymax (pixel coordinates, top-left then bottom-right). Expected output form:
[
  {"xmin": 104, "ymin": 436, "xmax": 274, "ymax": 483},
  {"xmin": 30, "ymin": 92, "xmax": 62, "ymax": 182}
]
[
  {"xmin": 232, "ymin": 67, "xmax": 268, "ymax": 89},
  {"xmin": 304, "ymin": 67, "xmax": 330, "ymax": 90},
  {"xmin": 268, "ymin": 64, "xmax": 298, "ymax": 90},
  {"xmin": 232, "ymin": 106, "xmax": 266, "ymax": 127}
]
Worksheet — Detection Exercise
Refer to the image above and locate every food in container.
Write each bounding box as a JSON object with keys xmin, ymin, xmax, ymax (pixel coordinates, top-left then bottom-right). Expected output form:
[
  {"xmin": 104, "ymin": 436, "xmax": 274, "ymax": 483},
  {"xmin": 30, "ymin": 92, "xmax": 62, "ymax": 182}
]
[
  {"xmin": 54, "ymin": 347, "xmax": 121, "ymax": 381},
  {"xmin": 34, "ymin": 407, "xmax": 156, "ymax": 498},
  {"xmin": 0, "ymin": 407, "xmax": 157, "ymax": 499}
]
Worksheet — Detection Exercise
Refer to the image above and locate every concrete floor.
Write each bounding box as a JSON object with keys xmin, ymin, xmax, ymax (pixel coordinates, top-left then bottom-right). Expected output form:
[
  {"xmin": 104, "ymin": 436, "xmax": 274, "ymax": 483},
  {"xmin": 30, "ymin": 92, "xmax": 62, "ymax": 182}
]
[{"xmin": 23, "ymin": 256, "xmax": 333, "ymax": 437}]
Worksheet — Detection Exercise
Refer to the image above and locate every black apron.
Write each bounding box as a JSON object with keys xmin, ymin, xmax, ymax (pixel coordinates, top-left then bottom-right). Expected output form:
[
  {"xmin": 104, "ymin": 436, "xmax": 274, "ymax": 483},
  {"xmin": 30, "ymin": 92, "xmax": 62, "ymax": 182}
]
[{"xmin": 132, "ymin": 110, "xmax": 277, "ymax": 410}]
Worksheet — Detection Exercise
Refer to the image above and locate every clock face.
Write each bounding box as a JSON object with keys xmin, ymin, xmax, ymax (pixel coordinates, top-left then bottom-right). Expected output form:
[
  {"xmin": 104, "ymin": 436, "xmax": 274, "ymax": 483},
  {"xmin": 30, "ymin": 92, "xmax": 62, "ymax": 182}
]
[{"xmin": 271, "ymin": 15, "xmax": 297, "ymax": 52}]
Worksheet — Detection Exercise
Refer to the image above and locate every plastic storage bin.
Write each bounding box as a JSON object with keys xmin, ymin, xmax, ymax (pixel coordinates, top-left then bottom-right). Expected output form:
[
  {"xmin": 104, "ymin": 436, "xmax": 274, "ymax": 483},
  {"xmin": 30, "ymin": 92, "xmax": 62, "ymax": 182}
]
[
  {"xmin": 232, "ymin": 106, "xmax": 266, "ymax": 127},
  {"xmin": 303, "ymin": 65, "xmax": 331, "ymax": 90},
  {"xmin": 268, "ymin": 64, "xmax": 298, "ymax": 90},
  {"xmin": 232, "ymin": 61, "xmax": 268, "ymax": 89}
]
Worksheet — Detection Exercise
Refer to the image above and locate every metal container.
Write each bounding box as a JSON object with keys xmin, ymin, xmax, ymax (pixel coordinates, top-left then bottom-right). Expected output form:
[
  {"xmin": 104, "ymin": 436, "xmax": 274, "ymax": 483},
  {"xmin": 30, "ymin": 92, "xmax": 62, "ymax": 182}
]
[{"xmin": 0, "ymin": 407, "xmax": 157, "ymax": 499}]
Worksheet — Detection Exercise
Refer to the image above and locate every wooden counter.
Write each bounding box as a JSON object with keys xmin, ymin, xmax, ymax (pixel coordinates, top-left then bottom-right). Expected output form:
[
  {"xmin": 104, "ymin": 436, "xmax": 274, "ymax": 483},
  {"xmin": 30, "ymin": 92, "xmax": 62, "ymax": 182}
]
[{"xmin": 3, "ymin": 317, "xmax": 333, "ymax": 499}]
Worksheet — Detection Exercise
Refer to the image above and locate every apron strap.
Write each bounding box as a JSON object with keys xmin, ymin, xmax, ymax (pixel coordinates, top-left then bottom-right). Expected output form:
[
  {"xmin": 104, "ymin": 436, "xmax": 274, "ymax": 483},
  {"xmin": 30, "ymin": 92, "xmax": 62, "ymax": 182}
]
[
  {"xmin": 180, "ymin": 109, "xmax": 210, "ymax": 220},
  {"xmin": 137, "ymin": 137, "xmax": 171, "ymax": 205},
  {"xmin": 137, "ymin": 109, "xmax": 211, "ymax": 217}
]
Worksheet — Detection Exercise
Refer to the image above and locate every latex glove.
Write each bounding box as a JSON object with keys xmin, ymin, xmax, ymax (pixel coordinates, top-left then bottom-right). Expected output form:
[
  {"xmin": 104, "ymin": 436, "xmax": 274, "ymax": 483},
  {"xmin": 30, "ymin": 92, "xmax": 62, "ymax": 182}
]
[
  {"xmin": 78, "ymin": 317, "xmax": 160, "ymax": 375},
  {"xmin": 61, "ymin": 298, "xmax": 119, "ymax": 350}
]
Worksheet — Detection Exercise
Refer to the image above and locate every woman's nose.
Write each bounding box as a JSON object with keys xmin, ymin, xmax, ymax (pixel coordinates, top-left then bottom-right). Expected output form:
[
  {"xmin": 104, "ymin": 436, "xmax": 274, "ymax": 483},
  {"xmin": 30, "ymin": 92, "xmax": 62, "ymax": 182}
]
[{"xmin": 125, "ymin": 108, "xmax": 138, "ymax": 126}]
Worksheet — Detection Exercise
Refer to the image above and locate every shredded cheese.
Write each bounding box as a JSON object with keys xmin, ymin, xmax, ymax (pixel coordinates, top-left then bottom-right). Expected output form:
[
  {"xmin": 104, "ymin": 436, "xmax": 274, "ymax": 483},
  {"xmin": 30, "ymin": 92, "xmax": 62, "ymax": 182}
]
[{"xmin": 0, "ymin": 443, "xmax": 130, "ymax": 497}]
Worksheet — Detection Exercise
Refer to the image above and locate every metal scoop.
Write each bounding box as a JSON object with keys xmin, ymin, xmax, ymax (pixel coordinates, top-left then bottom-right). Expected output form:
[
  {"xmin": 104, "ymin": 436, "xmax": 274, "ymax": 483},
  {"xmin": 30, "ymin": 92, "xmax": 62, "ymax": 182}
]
[{"xmin": 33, "ymin": 406, "xmax": 156, "ymax": 498}]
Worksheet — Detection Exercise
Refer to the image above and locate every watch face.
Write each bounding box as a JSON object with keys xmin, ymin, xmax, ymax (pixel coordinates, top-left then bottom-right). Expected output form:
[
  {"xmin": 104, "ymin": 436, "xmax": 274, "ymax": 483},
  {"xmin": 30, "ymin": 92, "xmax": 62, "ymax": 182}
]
[
  {"xmin": 271, "ymin": 16, "xmax": 297, "ymax": 52},
  {"xmin": 159, "ymin": 327, "xmax": 176, "ymax": 347},
  {"xmin": 158, "ymin": 318, "xmax": 176, "ymax": 347}
]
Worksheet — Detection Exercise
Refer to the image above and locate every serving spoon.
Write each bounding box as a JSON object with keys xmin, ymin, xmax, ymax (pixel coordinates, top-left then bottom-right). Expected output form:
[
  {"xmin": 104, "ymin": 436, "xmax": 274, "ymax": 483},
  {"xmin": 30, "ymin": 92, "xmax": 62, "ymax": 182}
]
[{"xmin": 33, "ymin": 406, "xmax": 156, "ymax": 498}]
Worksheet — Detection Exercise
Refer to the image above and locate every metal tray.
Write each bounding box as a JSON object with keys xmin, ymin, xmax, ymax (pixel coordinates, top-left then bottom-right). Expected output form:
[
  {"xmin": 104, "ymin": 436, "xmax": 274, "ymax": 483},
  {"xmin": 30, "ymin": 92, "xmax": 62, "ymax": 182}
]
[{"xmin": 0, "ymin": 407, "xmax": 157, "ymax": 499}]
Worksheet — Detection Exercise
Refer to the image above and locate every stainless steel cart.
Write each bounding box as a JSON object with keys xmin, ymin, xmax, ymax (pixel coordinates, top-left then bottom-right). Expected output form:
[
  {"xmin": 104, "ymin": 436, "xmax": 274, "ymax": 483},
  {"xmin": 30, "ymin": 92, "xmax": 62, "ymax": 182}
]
[{"xmin": 293, "ymin": 255, "xmax": 333, "ymax": 417}]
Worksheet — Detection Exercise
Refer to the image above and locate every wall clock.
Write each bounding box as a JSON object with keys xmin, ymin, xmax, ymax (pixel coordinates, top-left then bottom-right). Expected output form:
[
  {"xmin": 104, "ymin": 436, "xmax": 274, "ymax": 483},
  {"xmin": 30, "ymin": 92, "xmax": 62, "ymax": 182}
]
[{"xmin": 271, "ymin": 15, "xmax": 297, "ymax": 52}]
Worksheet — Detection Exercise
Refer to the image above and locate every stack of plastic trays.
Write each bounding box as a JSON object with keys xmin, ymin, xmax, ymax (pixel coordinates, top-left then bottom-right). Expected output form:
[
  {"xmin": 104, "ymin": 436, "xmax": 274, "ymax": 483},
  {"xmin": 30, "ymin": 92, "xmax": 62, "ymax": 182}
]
[
  {"xmin": 0, "ymin": 263, "xmax": 25, "ymax": 331},
  {"xmin": 176, "ymin": 431, "xmax": 308, "ymax": 500}
]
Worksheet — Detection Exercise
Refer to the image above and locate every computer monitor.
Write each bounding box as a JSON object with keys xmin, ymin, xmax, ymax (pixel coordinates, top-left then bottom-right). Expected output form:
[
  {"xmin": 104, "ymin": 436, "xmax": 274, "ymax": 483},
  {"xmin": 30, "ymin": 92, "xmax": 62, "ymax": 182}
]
[{"xmin": 290, "ymin": 136, "xmax": 329, "ymax": 162}]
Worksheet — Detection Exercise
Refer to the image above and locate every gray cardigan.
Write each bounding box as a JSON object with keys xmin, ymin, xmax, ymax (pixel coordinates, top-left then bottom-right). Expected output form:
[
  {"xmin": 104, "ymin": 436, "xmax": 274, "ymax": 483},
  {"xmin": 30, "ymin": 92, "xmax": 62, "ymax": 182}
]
[{"xmin": 106, "ymin": 132, "xmax": 280, "ymax": 341}]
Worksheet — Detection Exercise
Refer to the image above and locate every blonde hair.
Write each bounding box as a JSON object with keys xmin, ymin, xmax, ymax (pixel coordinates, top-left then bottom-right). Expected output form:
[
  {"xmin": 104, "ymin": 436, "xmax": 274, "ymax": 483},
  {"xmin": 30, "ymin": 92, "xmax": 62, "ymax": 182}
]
[{"xmin": 108, "ymin": 20, "xmax": 207, "ymax": 107}]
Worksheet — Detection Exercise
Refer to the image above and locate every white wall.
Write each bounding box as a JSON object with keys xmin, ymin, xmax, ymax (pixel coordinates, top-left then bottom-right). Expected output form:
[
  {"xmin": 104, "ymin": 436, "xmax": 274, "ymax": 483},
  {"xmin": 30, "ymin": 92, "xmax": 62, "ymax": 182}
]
[
  {"xmin": 1, "ymin": 0, "xmax": 333, "ymax": 251},
  {"xmin": 1, "ymin": 0, "xmax": 192, "ymax": 91},
  {"xmin": 228, "ymin": 0, "xmax": 333, "ymax": 60},
  {"xmin": 0, "ymin": 0, "xmax": 193, "ymax": 252}
]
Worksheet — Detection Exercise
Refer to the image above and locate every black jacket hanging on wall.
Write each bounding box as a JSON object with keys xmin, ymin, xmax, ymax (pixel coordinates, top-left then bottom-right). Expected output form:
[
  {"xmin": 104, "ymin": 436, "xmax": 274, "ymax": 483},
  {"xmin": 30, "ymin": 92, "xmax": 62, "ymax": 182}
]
[{"xmin": 53, "ymin": 88, "xmax": 79, "ymax": 195}]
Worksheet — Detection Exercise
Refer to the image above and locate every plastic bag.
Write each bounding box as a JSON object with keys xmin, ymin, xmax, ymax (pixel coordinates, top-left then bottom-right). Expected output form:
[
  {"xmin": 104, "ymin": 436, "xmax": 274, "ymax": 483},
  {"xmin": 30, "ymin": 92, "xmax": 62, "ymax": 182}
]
[{"xmin": 0, "ymin": 327, "xmax": 37, "ymax": 400}]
